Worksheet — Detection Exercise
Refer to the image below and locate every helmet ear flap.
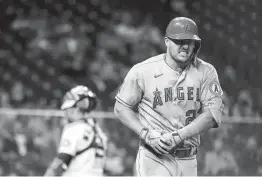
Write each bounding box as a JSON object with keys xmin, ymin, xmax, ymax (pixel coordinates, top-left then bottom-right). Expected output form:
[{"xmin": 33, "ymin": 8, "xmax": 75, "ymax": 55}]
[
  {"xmin": 189, "ymin": 40, "xmax": 201, "ymax": 63},
  {"xmin": 194, "ymin": 40, "xmax": 201, "ymax": 54}
]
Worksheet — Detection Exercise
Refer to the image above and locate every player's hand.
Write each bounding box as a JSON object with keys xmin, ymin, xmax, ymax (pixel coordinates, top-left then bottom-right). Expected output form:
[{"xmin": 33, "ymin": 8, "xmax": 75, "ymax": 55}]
[
  {"xmin": 140, "ymin": 128, "xmax": 170, "ymax": 155},
  {"xmin": 159, "ymin": 131, "xmax": 183, "ymax": 151}
]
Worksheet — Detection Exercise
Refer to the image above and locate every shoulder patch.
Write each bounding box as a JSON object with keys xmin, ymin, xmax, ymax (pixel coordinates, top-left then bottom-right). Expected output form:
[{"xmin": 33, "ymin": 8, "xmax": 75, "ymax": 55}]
[{"xmin": 209, "ymin": 80, "xmax": 222, "ymax": 96}]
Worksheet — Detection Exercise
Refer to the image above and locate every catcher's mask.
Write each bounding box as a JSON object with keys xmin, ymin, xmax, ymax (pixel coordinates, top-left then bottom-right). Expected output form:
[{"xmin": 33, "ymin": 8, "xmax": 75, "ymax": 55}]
[
  {"xmin": 61, "ymin": 85, "xmax": 97, "ymax": 113},
  {"xmin": 165, "ymin": 17, "xmax": 201, "ymax": 61}
]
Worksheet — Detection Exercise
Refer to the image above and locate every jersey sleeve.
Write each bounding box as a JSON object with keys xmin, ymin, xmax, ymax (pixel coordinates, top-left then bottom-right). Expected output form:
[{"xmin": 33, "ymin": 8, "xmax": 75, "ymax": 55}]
[
  {"xmin": 58, "ymin": 123, "xmax": 96, "ymax": 156},
  {"xmin": 200, "ymin": 65, "xmax": 224, "ymax": 127},
  {"xmin": 58, "ymin": 125, "xmax": 81, "ymax": 156},
  {"xmin": 115, "ymin": 66, "xmax": 143, "ymax": 108}
]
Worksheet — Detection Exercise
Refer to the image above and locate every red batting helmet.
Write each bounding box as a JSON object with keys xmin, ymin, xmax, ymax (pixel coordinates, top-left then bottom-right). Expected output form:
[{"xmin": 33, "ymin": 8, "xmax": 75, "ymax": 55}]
[
  {"xmin": 165, "ymin": 17, "xmax": 201, "ymax": 60},
  {"xmin": 165, "ymin": 17, "xmax": 201, "ymax": 41}
]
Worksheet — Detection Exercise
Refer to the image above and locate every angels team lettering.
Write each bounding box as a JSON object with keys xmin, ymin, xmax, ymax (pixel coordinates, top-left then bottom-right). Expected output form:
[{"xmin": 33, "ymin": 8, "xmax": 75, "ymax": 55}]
[{"xmin": 153, "ymin": 86, "xmax": 200, "ymax": 108}]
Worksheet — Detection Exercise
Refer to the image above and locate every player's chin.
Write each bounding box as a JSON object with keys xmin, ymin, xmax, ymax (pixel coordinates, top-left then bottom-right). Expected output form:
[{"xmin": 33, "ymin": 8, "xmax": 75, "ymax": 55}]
[{"xmin": 175, "ymin": 56, "xmax": 190, "ymax": 63}]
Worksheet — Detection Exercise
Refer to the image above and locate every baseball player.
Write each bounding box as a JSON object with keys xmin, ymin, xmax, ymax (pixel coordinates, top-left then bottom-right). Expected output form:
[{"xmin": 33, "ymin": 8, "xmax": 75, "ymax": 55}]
[
  {"xmin": 44, "ymin": 85, "xmax": 107, "ymax": 176},
  {"xmin": 114, "ymin": 17, "xmax": 224, "ymax": 176}
]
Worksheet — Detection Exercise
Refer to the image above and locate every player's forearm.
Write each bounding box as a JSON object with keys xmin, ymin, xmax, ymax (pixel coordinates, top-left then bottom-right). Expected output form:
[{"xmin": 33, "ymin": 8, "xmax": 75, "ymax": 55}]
[
  {"xmin": 114, "ymin": 101, "xmax": 144, "ymax": 135},
  {"xmin": 177, "ymin": 110, "xmax": 217, "ymax": 140}
]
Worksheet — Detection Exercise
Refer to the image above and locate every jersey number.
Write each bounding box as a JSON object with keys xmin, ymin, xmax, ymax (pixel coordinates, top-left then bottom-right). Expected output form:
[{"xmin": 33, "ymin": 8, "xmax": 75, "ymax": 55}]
[
  {"xmin": 185, "ymin": 109, "xmax": 197, "ymax": 125},
  {"xmin": 185, "ymin": 106, "xmax": 202, "ymax": 125}
]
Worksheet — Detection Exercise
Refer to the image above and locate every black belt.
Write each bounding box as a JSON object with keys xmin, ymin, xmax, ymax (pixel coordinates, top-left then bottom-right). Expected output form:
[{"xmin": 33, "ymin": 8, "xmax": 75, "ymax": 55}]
[{"xmin": 142, "ymin": 141, "xmax": 198, "ymax": 158}]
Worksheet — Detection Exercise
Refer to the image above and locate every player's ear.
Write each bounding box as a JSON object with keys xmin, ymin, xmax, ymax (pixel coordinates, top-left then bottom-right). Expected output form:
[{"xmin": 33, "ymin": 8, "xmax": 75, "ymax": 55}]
[{"xmin": 164, "ymin": 37, "xmax": 169, "ymax": 47}]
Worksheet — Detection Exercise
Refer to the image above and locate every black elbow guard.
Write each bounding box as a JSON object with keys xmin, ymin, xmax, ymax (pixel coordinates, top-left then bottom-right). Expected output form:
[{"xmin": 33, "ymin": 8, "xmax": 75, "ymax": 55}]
[{"xmin": 58, "ymin": 153, "xmax": 73, "ymax": 167}]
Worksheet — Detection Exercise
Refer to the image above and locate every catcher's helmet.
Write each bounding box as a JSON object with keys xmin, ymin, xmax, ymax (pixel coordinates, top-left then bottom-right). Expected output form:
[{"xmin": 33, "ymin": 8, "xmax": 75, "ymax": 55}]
[
  {"xmin": 165, "ymin": 17, "xmax": 201, "ymax": 41},
  {"xmin": 61, "ymin": 85, "xmax": 96, "ymax": 112}
]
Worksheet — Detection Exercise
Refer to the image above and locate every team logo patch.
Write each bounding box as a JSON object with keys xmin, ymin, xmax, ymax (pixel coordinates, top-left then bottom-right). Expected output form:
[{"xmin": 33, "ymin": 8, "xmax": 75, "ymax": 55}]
[{"xmin": 209, "ymin": 80, "xmax": 222, "ymax": 96}]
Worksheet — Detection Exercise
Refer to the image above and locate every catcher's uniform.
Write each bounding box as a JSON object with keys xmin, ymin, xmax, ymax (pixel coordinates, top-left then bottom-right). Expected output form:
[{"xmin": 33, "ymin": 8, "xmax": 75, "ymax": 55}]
[
  {"xmin": 116, "ymin": 54, "xmax": 224, "ymax": 176},
  {"xmin": 58, "ymin": 118, "xmax": 107, "ymax": 176}
]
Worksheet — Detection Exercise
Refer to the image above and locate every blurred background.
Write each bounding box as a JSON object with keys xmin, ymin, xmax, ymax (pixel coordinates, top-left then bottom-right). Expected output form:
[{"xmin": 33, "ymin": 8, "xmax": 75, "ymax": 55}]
[{"xmin": 0, "ymin": 0, "xmax": 261, "ymax": 175}]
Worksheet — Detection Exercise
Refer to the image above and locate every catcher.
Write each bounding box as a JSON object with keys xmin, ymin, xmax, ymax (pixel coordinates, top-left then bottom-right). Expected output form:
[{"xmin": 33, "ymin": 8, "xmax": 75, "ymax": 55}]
[{"xmin": 44, "ymin": 85, "xmax": 107, "ymax": 176}]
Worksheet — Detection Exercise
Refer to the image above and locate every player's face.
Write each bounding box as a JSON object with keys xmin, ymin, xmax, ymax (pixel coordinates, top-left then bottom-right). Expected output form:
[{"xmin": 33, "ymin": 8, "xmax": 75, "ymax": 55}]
[
  {"xmin": 64, "ymin": 107, "xmax": 84, "ymax": 121},
  {"xmin": 165, "ymin": 38, "xmax": 195, "ymax": 63}
]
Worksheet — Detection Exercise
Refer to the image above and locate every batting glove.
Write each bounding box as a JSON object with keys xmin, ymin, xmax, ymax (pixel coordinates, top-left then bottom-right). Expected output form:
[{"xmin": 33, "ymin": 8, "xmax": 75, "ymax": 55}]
[
  {"xmin": 140, "ymin": 128, "xmax": 170, "ymax": 155},
  {"xmin": 159, "ymin": 130, "xmax": 183, "ymax": 151}
]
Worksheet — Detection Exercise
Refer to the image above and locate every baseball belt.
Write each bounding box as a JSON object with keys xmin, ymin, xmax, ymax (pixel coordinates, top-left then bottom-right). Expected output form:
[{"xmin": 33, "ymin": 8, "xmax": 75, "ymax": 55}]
[{"xmin": 141, "ymin": 141, "xmax": 198, "ymax": 158}]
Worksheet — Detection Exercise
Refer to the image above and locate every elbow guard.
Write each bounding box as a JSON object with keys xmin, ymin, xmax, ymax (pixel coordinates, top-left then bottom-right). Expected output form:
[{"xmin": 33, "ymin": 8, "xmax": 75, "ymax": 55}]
[{"xmin": 58, "ymin": 153, "xmax": 73, "ymax": 167}]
